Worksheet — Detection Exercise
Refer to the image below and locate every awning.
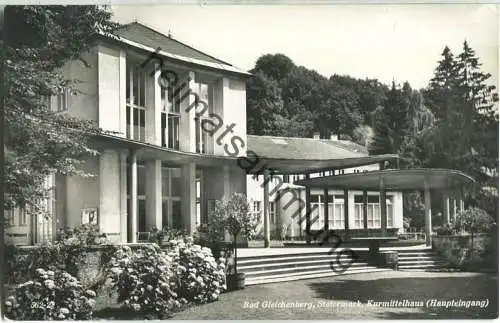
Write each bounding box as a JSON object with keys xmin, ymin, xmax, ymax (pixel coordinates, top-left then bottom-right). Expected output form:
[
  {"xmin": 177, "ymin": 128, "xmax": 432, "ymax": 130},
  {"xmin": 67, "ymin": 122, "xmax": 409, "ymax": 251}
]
[
  {"xmin": 90, "ymin": 134, "xmax": 399, "ymax": 174},
  {"xmin": 247, "ymin": 155, "xmax": 399, "ymax": 175},
  {"xmin": 295, "ymin": 168, "xmax": 475, "ymax": 190},
  {"xmin": 89, "ymin": 134, "xmax": 238, "ymax": 168}
]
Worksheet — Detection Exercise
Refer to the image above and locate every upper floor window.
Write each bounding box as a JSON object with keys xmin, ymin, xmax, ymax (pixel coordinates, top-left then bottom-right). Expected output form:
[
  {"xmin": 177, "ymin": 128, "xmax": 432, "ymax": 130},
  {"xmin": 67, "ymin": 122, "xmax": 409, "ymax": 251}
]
[
  {"xmin": 126, "ymin": 63, "xmax": 146, "ymax": 142},
  {"xmin": 194, "ymin": 81, "xmax": 214, "ymax": 154}
]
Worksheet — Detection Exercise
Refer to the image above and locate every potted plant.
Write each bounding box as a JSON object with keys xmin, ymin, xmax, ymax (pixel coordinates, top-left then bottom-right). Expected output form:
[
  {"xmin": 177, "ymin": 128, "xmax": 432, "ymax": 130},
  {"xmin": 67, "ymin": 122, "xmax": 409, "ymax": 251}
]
[
  {"xmin": 207, "ymin": 200, "xmax": 229, "ymax": 259},
  {"xmin": 217, "ymin": 193, "xmax": 259, "ymax": 290}
]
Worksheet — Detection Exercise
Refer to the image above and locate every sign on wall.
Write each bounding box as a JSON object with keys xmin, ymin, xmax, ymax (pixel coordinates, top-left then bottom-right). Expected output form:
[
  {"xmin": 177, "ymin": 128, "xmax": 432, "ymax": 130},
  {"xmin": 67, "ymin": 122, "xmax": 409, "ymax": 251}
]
[{"xmin": 82, "ymin": 207, "xmax": 98, "ymax": 226}]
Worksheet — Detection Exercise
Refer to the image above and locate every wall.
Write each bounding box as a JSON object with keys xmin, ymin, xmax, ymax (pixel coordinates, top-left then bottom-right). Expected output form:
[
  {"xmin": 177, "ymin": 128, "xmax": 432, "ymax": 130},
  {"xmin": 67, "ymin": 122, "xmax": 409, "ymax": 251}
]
[
  {"xmin": 99, "ymin": 150, "xmax": 125, "ymax": 243},
  {"xmin": 65, "ymin": 47, "xmax": 99, "ymax": 122},
  {"xmin": 97, "ymin": 44, "xmax": 125, "ymax": 135},
  {"xmin": 433, "ymin": 234, "xmax": 498, "ymax": 271},
  {"xmin": 65, "ymin": 157, "xmax": 100, "ymax": 228}
]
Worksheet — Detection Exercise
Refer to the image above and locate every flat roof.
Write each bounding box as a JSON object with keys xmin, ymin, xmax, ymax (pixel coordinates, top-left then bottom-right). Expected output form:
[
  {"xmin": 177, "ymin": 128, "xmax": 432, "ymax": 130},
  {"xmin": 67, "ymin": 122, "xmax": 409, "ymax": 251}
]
[
  {"xmin": 295, "ymin": 168, "xmax": 475, "ymax": 190},
  {"xmin": 90, "ymin": 134, "xmax": 399, "ymax": 174}
]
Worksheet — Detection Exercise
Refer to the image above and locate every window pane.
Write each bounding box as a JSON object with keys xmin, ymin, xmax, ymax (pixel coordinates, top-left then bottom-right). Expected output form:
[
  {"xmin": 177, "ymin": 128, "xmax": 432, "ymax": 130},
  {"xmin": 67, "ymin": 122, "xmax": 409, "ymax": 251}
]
[
  {"xmin": 368, "ymin": 195, "xmax": 379, "ymax": 203},
  {"xmin": 171, "ymin": 176, "xmax": 181, "ymax": 197}
]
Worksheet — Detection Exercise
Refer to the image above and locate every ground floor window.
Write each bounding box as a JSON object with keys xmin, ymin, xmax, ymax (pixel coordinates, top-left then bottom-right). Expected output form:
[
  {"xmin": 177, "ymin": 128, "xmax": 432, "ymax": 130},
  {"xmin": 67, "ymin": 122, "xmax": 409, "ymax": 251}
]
[
  {"xmin": 269, "ymin": 201, "xmax": 276, "ymax": 224},
  {"xmin": 353, "ymin": 195, "xmax": 364, "ymax": 229},
  {"xmin": 367, "ymin": 195, "xmax": 381, "ymax": 228}
]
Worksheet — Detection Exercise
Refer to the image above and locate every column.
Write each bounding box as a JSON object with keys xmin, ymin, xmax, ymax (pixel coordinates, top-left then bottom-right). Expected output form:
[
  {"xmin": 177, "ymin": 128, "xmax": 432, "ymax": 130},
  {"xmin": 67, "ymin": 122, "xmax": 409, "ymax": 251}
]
[
  {"xmin": 119, "ymin": 151, "xmax": 128, "ymax": 243},
  {"xmin": 180, "ymin": 71, "xmax": 197, "ymax": 152},
  {"xmin": 305, "ymin": 174, "xmax": 311, "ymax": 244},
  {"xmin": 424, "ymin": 178, "xmax": 432, "ymax": 246},
  {"xmin": 323, "ymin": 188, "xmax": 329, "ymax": 232},
  {"xmin": 129, "ymin": 149, "xmax": 138, "ymax": 243},
  {"xmin": 380, "ymin": 177, "xmax": 387, "ymax": 235},
  {"xmin": 181, "ymin": 162, "xmax": 197, "ymax": 233},
  {"xmin": 145, "ymin": 160, "xmax": 162, "ymax": 230},
  {"xmin": 145, "ymin": 63, "xmax": 161, "ymax": 146},
  {"xmin": 343, "ymin": 189, "xmax": 349, "ymax": 239},
  {"xmin": 363, "ymin": 190, "xmax": 368, "ymax": 235},
  {"xmin": 263, "ymin": 170, "xmax": 270, "ymax": 248},
  {"xmin": 442, "ymin": 190, "xmax": 450, "ymax": 225}
]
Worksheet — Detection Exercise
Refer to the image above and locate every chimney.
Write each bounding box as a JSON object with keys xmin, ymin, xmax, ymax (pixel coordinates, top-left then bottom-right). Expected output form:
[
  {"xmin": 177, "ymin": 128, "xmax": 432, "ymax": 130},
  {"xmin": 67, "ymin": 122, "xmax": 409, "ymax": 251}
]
[
  {"xmin": 330, "ymin": 134, "xmax": 338, "ymax": 141},
  {"xmin": 313, "ymin": 132, "xmax": 320, "ymax": 140}
]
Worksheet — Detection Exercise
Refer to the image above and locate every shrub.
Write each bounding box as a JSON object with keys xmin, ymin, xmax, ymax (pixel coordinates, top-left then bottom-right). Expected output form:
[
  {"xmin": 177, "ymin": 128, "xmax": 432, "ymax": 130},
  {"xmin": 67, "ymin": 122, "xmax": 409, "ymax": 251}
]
[
  {"xmin": 434, "ymin": 223, "xmax": 456, "ymax": 236},
  {"xmin": 56, "ymin": 224, "xmax": 109, "ymax": 246},
  {"xmin": 168, "ymin": 238, "xmax": 226, "ymax": 304},
  {"xmin": 5, "ymin": 268, "xmax": 96, "ymax": 320},
  {"xmin": 5, "ymin": 224, "xmax": 112, "ymax": 285},
  {"xmin": 148, "ymin": 227, "xmax": 191, "ymax": 246},
  {"xmin": 104, "ymin": 244, "xmax": 183, "ymax": 319}
]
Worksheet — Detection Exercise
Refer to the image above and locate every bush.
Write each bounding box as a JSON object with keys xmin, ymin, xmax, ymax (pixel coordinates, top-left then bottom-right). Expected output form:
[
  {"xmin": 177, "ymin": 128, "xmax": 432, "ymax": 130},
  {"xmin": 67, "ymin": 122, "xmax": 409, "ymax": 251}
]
[
  {"xmin": 168, "ymin": 238, "xmax": 226, "ymax": 304},
  {"xmin": 5, "ymin": 268, "xmax": 96, "ymax": 320},
  {"xmin": 434, "ymin": 224, "xmax": 456, "ymax": 236},
  {"xmin": 56, "ymin": 224, "xmax": 109, "ymax": 246},
  {"xmin": 105, "ymin": 244, "xmax": 183, "ymax": 319},
  {"xmin": 5, "ymin": 224, "xmax": 112, "ymax": 285}
]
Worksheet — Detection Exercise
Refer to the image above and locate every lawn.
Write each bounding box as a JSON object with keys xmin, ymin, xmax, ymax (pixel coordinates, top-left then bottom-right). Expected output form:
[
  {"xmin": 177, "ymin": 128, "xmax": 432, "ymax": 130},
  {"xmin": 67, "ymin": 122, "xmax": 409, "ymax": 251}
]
[{"xmin": 172, "ymin": 271, "xmax": 498, "ymax": 319}]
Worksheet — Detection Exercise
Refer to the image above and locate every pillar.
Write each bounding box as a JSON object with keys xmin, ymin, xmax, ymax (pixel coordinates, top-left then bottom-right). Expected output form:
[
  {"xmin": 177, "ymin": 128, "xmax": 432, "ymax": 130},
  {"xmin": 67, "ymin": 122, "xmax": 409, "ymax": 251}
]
[
  {"xmin": 145, "ymin": 160, "xmax": 162, "ymax": 230},
  {"xmin": 380, "ymin": 177, "xmax": 387, "ymax": 235},
  {"xmin": 323, "ymin": 188, "xmax": 329, "ymax": 232},
  {"xmin": 424, "ymin": 178, "xmax": 432, "ymax": 246},
  {"xmin": 181, "ymin": 162, "xmax": 197, "ymax": 233},
  {"xmin": 263, "ymin": 170, "xmax": 270, "ymax": 248},
  {"xmin": 145, "ymin": 62, "xmax": 161, "ymax": 146},
  {"xmin": 119, "ymin": 151, "xmax": 128, "ymax": 243},
  {"xmin": 305, "ymin": 174, "xmax": 311, "ymax": 244},
  {"xmin": 363, "ymin": 190, "xmax": 368, "ymax": 234},
  {"xmin": 180, "ymin": 71, "xmax": 196, "ymax": 152},
  {"xmin": 442, "ymin": 190, "xmax": 450, "ymax": 225},
  {"xmin": 129, "ymin": 149, "xmax": 138, "ymax": 243},
  {"xmin": 343, "ymin": 189, "xmax": 349, "ymax": 239}
]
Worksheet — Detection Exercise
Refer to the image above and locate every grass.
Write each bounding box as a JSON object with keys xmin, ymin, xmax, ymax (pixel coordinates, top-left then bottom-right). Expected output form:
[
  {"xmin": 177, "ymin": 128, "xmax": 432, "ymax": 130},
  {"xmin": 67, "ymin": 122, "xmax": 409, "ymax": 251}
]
[{"xmin": 172, "ymin": 271, "xmax": 498, "ymax": 320}]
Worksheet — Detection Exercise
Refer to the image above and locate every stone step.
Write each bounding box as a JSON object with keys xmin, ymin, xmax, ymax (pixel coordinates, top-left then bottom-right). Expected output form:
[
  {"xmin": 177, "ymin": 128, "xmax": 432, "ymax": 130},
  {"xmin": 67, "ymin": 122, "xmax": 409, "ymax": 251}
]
[
  {"xmin": 246, "ymin": 268, "xmax": 391, "ymax": 285},
  {"xmin": 242, "ymin": 261, "xmax": 371, "ymax": 277},
  {"xmin": 239, "ymin": 254, "xmax": 361, "ymax": 268}
]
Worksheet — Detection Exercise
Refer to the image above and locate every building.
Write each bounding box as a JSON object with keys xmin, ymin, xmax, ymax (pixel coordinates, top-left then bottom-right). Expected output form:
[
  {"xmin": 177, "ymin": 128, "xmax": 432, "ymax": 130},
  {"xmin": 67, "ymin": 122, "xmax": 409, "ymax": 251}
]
[
  {"xmin": 6, "ymin": 22, "xmax": 251, "ymax": 245},
  {"xmin": 5, "ymin": 22, "xmax": 475, "ymax": 248},
  {"xmin": 246, "ymin": 135, "xmax": 404, "ymax": 241}
]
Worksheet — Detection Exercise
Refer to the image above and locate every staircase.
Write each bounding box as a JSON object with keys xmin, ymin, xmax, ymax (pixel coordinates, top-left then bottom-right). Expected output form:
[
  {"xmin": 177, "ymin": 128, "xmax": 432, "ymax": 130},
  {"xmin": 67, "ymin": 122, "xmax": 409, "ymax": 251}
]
[
  {"xmin": 239, "ymin": 250, "xmax": 390, "ymax": 285},
  {"xmin": 398, "ymin": 248, "xmax": 448, "ymax": 270}
]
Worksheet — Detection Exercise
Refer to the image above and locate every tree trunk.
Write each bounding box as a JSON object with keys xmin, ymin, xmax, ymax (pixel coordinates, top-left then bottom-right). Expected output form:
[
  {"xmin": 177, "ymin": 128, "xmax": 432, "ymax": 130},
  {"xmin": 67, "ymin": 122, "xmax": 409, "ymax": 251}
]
[{"xmin": 233, "ymin": 234, "xmax": 238, "ymax": 274}]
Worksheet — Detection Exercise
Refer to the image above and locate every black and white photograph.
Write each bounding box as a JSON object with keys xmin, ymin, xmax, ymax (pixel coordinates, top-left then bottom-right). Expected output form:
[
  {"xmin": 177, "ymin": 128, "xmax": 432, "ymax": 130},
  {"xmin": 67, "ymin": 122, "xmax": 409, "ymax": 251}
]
[{"xmin": 1, "ymin": 3, "xmax": 498, "ymax": 320}]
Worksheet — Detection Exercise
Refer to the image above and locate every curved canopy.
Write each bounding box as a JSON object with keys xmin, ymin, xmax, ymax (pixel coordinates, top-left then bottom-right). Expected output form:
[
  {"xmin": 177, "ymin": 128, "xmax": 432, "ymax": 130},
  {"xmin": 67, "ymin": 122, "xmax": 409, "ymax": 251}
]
[{"xmin": 295, "ymin": 168, "xmax": 475, "ymax": 190}]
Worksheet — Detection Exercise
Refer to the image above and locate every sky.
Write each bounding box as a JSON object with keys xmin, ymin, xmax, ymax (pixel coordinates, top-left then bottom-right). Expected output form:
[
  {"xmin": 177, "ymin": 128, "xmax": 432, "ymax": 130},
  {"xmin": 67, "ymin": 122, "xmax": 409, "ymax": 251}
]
[{"xmin": 111, "ymin": 4, "xmax": 499, "ymax": 90}]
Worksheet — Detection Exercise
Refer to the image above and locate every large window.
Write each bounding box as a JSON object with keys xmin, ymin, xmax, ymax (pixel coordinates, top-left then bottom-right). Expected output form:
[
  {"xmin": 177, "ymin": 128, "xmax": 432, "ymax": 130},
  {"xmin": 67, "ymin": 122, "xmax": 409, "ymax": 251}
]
[
  {"xmin": 193, "ymin": 82, "xmax": 213, "ymax": 154},
  {"xmin": 161, "ymin": 78, "xmax": 181, "ymax": 150},
  {"xmin": 367, "ymin": 195, "xmax": 381, "ymax": 228},
  {"xmin": 332, "ymin": 195, "xmax": 345, "ymax": 229},
  {"xmin": 353, "ymin": 195, "xmax": 364, "ymax": 229},
  {"xmin": 310, "ymin": 194, "xmax": 323, "ymax": 230},
  {"xmin": 126, "ymin": 63, "xmax": 146, "ymax": 142},
  {"xmin": 269, "ymin": 202, "xmax": 276, "ymax": 224}
]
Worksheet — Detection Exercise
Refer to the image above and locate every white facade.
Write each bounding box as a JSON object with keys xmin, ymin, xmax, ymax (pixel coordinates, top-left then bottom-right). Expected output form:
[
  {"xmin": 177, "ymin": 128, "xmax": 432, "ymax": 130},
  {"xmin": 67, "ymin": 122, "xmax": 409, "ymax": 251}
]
[
  {"xmin": 246, "ymin": 161, "xmax": 405, "ymax": 239},
  {"xmin": 6, "ymin": 30, "xmax": 249, "ymax": 245}
]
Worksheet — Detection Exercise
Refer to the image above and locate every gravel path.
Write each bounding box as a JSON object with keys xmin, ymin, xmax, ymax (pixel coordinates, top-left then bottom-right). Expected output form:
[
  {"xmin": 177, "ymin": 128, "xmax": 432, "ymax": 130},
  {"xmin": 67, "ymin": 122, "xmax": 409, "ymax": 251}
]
[{"xmin": 173, "ymin": 271, "xmax": 498, "ymax": 319}]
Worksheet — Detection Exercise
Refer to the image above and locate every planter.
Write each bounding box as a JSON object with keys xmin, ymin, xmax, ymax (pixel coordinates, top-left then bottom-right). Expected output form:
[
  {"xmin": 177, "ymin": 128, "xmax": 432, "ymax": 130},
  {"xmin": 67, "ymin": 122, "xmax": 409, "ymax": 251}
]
[{"xmin": 227, "ymin": 273, "xmax": 245, "ymax": 291}]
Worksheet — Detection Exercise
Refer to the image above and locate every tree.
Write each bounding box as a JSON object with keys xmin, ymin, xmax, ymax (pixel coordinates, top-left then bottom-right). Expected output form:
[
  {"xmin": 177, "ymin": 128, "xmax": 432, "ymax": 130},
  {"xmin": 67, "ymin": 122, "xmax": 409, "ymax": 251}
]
[
  {"xmin": 4, "ymin": 6, "xmax": 117, "ymax": 215},
  {"xmin": 223, "ymin": 193, "xmax": 259, "ymax": 274},
  {"xmin": 246, "ymin": 71, "xmax": 285, "ymax": 135},
  {"xmin": 422, "ymin": 42, "xmax": 498, "ymax": 216},
  {"xmin": 252, "ymin": 53, "xmax": 295, "ymax": 82}
]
